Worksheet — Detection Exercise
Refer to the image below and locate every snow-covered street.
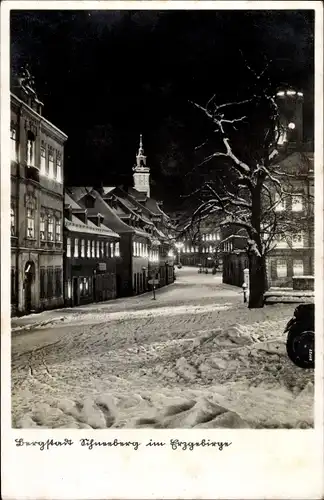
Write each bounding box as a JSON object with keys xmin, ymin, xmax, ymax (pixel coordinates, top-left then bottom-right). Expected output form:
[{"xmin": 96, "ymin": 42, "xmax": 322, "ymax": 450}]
[{"xmin": 11, "ymin": 267, "xmax": 314, "ymax": 429}]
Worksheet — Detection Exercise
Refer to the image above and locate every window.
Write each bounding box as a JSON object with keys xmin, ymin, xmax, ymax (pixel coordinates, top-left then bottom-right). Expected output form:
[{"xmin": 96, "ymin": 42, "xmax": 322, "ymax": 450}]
[
  {"xmin": 292, "ymin": 232, "xmax": 304, "ymax": 248},
  {"xmin": 40, "ymin": 214, "xmax": 46, "ymax": 240},
  {"xmin": 100, "ymin": 241, "xmax": 104, "ymax": 258},
  {"xmin": 48, "ymin": 149, "xmax": 54, "ymax": 178},
  {"xmin": 276, "ymin": 260, "xmax": 287, "ymax": 278},
  {"xmin": 292, "ymin": 194, "xmax": 303, "ymax": 212},
  {"xmin": 293, "ymin": 259, "xmax": 304, "ymax": 277},
  {"xmin": 115, "ymin": 241, "xmax": 120, "ymax": 257},
  {"xmin": 275, "ymin": 234, "xmax": 288, "ymax": 249},
  {"xmin": 55, "ymin": 219, "xmax": 61, "ymax": 242},
  {"xmin": 47, "ymin": 267, "xmax": 54, "ymax": 298},
  {"xmin": 209, "ymin": 245, "xmax": 213, "ymax": 253},
  {"xmin": 40, "ymin": 143, "xmax": 46, "ymax": 174},
  {"xmin": 91, "ymin": 240, "xmax": 95, "ymax": 258},
  {"xmin": 87, "ymin": 240, "xmax": 91, "ymax": 258},
  {"xmin": 96, "ymin": 241, "xmax": 100, "ymax": 258},
  {"xmin": 11, "ymin": 128, "xmax": 17, "ymax": 162},
  {"xmin": 56, "ymin": 155, "xmax": 62, "ymax": 183},
  {"xmin": 27, "ymin": 131, "xmax": 35, "ymax": 167},
  {"xmin": 80, "ymin": 277, "xmax": 90, "ymax": 297},
  {"xmin": 106, "ymin": 242, "xmax": 109, "ymax": 257},
  {"xmin": 40, "ymin": 268, "xmax": 46, "ymax": 299},
  {"xmin": 26, "ymin": 208, "xmax": 35, "ymax": 238},
  {"xmin": 275, "ymin": 194, "xmax": 286, "ymax": 212},
  {"xmin": 74, "ymin": 238, "xmax": 79, "ymax": 257},
  {"xmin": 47, "ymin": 215, "xmax": 54, "ymax": 241},
  {"xmin": 11, "ymin": 206, "xmax": 16, "ymax": 236},
  {"xmin": 66, "ymin": 238, "xmax": 71, "ymax": 257},
  {"xmin": 55, "ymin": 268, "xmax": 62, "ymax": 297},
  {"xmin": 81, "ymin": 239, "xmax": 85, "ymax": 257},
  {"xmin": 110, "ymin": 242, "xmax": 114, "ymax": 257}
]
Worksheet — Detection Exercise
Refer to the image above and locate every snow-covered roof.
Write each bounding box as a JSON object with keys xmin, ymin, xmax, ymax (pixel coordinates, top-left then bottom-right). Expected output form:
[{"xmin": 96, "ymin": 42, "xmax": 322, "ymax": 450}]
[
  {"xmin": 65, "ymin": 216, "xmax": 120, "ymax": 238},
  {"xmin": 65, "ymin": 193, "xmax": 81, "ymax": 210},
  {"xmin": 101, "ymin": 186, "xmax": 116, "ymax": 195},
  {"xmin": 134, "ymin": 228, "xmax": 152, "ymax": 239}
]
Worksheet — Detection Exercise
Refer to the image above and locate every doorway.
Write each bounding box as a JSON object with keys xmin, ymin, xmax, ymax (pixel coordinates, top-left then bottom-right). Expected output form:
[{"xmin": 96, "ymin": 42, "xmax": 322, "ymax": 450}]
[
  {"xmin": 73, "ymin": 277, "xmax": 79, "ymax": 306},
  {"xmin": 24, "ymin": 261, "xmax": 35, "ymax": 313}
]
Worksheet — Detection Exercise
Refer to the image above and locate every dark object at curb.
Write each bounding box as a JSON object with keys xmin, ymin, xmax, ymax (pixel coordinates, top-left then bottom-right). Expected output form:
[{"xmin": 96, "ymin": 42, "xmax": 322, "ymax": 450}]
[
  {"xmin": 284, "ymin": 304, "xmax": 315, "ymax": 369},
  {"xmin": 177, "ymin": 264, "xmax": 182, "ymax": 269}
]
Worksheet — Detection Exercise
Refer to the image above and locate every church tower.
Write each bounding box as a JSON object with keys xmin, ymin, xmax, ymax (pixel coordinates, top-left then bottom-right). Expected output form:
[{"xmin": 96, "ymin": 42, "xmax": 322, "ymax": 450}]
[
  {"xmin": 133, "ymin": 134, "xmax": 150, "ymax": 198},
  {"xmin": 276, "ymin": 89, "xmax": 304, "ymax": 149}
]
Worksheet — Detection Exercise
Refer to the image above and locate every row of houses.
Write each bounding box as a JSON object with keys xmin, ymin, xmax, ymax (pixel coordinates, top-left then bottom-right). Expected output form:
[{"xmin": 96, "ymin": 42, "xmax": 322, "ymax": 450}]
[{"xmin": 10, "ymin": 69, "xmax": 175, "ymax": 316}]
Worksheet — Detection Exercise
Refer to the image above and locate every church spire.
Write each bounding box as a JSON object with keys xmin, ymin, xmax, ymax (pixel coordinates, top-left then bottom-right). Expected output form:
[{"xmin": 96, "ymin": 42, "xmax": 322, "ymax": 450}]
[
  {"xmin": 133, "ymin": 134, "xmax": 150, "ymax": 197},
  {"xmin": 138, "ymin": 134, "xmax": 144, "ymax": 156}
]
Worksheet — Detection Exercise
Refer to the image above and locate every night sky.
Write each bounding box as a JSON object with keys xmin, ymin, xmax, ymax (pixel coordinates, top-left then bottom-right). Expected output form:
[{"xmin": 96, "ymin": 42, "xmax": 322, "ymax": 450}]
[{"xmin": 10, "ymin": 10, "xmax": 314, "ymax": 210}]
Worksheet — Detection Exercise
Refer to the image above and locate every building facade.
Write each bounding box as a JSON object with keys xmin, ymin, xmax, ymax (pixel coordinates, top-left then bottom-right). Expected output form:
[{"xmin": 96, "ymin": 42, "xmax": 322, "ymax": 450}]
[
  {"xmin": 64, "ymin": 193, "xmax": 120, "ymax": 307},
  {"xmin": 10, "ymin": 70, "xmax": 67, "ymax": 315},
  {"xmin": 221, "ymin": 88, "xmax": 314, "ymax": 289}
]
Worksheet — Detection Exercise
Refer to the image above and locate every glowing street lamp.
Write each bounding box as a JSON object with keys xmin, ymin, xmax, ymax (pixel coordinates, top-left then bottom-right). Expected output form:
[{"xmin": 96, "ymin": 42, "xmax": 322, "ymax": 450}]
[{"xmin": 175, "ymin": 242, "xmax": 184, "ymax": 266}]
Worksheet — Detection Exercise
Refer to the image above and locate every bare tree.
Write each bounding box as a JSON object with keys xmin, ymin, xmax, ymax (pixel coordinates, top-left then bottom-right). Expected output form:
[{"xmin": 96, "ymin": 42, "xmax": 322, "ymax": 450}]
[{"xmin": 188, "ymin": 61, "xmax": 313, "ymax": 308}]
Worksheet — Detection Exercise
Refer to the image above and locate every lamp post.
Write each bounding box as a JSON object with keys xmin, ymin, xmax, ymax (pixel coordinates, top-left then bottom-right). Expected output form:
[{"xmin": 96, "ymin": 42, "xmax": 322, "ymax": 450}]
[{"xmin": 175, "ymin": 242, "xmax": 184, "ymax": 267}]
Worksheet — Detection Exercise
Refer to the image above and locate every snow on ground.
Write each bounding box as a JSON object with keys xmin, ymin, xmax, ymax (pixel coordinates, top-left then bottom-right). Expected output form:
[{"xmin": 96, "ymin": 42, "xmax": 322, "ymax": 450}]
[{"xmin": 11, "ymin": 268, "xmax": 314, "ymax": 429}]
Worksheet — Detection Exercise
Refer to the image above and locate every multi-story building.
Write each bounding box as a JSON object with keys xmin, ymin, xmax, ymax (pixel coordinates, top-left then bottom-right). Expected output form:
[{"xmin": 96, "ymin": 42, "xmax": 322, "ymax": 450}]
[
  {"xmin": 170, "ymin": 209, "xmax": 223, "ymax": 270},
  {"xmin": 221, "ymin": 88, "xmax": 314, "ymax": 289},
  {"xmin": 64, "ymin": 192, "xmax": 120, "ymax": 307},
  {"xmin": 10, "ymin": 68, "xmax": 67, "ymax": 315}
]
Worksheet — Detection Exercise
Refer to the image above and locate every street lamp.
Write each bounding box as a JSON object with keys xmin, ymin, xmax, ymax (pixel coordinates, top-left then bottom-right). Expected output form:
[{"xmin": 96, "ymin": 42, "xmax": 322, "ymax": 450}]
[{"xmin": 175, "ymin": 242, "xmax": 184, "ymax": 267}]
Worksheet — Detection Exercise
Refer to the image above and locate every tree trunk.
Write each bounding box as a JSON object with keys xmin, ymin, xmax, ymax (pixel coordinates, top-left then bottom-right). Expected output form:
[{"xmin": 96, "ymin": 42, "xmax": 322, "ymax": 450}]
[{"xmin": 248, "ymin": 252, "xmax": 267, "ymax": 308}]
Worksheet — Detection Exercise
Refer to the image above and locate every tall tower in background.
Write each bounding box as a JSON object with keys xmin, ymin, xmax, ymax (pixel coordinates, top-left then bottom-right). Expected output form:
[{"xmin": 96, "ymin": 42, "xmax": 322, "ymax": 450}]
[
  {"xmin": 133, "ymin": 134, "xmax": 150, "ymax": 197},
  {"xmin": 276, "ymin": 89, "xmax": 304, "ymax": 149}
]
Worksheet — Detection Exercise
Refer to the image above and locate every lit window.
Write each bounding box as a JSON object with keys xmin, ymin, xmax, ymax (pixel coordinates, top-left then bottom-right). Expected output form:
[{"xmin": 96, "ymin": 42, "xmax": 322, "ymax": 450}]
[
  {"xmin": 115, "ymin": 241, "xmax": 120, "ymax": 257},
  {"xmin": 40, "ymin": 214, "xmax": 46, "ymax": 240},
  {"xmin": 40, "ymin": 144, "xmax": 46, "ymax": 174},
  {"xmin": 48, "ymin": 149, "xmax": 54, "ymax": 179},
  {"xmin": 110, "ymin": 242, "xmax": 114, "ymax": 257},
  {"xmin": 55, "ymin": 219, "xmax": 61, "ymax": 242},
  {"xmin": 26, "ymin": 208, "xmax": 35, "ymax": 238},
  {"xmin": 11, "ymin": 206, "xmax": 16, "ymax": 235},
  {"xmin": 96, "ymin": 241, "xmax": 100, "ymax": 258},
  {"xmin": 133, "ymin": 241, "xmax": 136, "ymax": 256},
  {"xmin": 47, "ymin": 215, "xmax": 54, "ymax": 241},
  {"xmin": 106, "ymin": 242, "xmax": 109, "ymax": 257},
  {"xmin": 275, "ymin": 194, "xmax": 286, "ymax": 212},
  {"xmin": 74, "ymin": 238, "xmax": 79, "ymax": 257},
  {"xmin": 191, "ymin": 246, "xmax": 194, "ymax": 253},
  {"xmin": 67, "ymin": 238, "xmax": 71, "ymax": 257},
  {"xmin": 56, "ymin": 155, "xmax": 62, "ymax": 183},
  {"xmin": 91, "ymin": 240, "xmax": 95, "ymax": 258},
  {"xmin": 291, "ymin": 195, "xmax": 303, "ymax": 212},
  {"xmin": 293, "ymin": 260, "xmax": 304, "ymax": 276},
  {"xmin": 276, "ymin": 260, "xmax": 287, "ymax": 278},
  {"xmin": 275, "ymin": 234, "xmax": 288, "ymax": 248},
  {"xmin": 81, "ymin": 239, "xmax": 85, "ymax": 257},
  {"xmin": 87, "ymin": 240, "xmax": 91, "ymax": 257},
  {"xmin": 292, "ymin": 232, "xmax": 304, "ymax": 248},
  {"xmin": 27, "ymin": 131, "xmax": 35, "ymax": 167},
  {"xmin": 11, "ymin": 128, "xmax": 17, "ymax": 162},
  {"xmin": 209, "ymin": 245, "xmax": 213, "ymax": 253}
]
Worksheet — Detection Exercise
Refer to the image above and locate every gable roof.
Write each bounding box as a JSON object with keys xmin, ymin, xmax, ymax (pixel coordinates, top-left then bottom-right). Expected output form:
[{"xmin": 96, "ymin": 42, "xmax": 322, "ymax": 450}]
[{"xmin": 68, "ymin": 187, "xmax": 134, "ymax": 234}]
